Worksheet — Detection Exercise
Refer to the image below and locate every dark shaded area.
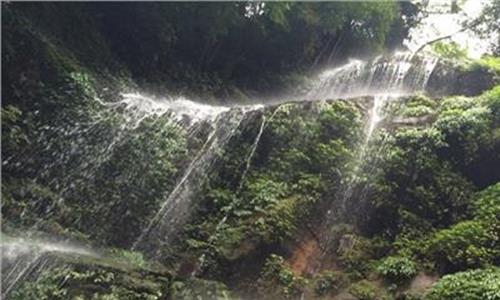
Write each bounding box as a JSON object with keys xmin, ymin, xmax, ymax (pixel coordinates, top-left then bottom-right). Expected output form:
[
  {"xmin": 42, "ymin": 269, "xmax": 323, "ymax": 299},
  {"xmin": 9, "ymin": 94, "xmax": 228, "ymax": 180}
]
[{"xmin": 2, "ymin": 2, "xmax": 417, "ymax": 101}]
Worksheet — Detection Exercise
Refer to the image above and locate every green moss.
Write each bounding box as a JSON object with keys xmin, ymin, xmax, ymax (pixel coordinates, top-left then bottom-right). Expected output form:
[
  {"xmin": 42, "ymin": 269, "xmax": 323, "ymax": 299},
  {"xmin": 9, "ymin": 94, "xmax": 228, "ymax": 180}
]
[
  {"xmin": 107, "ymin": 249, "xmax": 149, "ymax": 269},
  {"xmin": 170, "ymin": 278, "xmax": 236, "ymax": 300},
  {"xmin": 10, "ymin": 262, "xmax": 170, "ymax": 300},
  {"xmin": 314, "ymin": 271, "xmax": 346, "ymax": 296},
  {"xmin": 431, "ymin": 42, "xmax": 468, "ymax": 61},
  {"xmin": 349, "ymin": 280, "xmax": 389, "ymax": 300},
  {"xmin": 470, "ymin": 56, "xmax": 500, "ymax": 73}
]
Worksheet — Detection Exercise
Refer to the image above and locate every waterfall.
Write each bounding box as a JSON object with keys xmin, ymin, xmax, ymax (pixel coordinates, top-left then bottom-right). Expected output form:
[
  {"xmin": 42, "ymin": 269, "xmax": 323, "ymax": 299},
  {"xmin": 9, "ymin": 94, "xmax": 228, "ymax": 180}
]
[
  {"xmin": 2, "ymin": 92, "xmax": 229, "ymax": 234},
  {"xmin": 188, "ymin": 109, "xmax": 283, "ymax": 277},
  {"xmin": 107, "ymin": 93, "xmax": 230, "ymax": 127},
  {"xmin": 2, "ymin": 48, "xmax": 441, "ymax": 293},
  {"xmin": 131, "ymin": 52, "xmax": 440, "ymax": 258},
  {"xmin": 306, "ymin": 52, "xmax": 438, "ymax": 100},
  {"xmin": 132, "ymin": 104, "xmax": 264, "ymax": 257},
  {"xmin": 238, "ymin": 114, "xmax": 267, "ymax": 191},
  {"xmin": 1, "ymin": 235, "xmax": 96, "ymax": 297},
  {"xmin": 366, "ymin": 95, "xmax": 388, "ymax": 140},
  {"xmin": 1, "ymin": 92, "xmax": 235, "ymax": 295},
  {"xmin": 310, "ymin": 52, "xmax": 439, "ymax": 267}
]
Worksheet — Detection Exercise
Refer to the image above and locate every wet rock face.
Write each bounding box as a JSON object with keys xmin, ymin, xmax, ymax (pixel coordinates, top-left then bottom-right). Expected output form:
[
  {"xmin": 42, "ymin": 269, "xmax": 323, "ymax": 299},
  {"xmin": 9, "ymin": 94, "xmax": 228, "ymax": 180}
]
[
  {"xmin": 407, "ymin": 273, "xmax": 439, "ymax": 297},
  {"xmin": 428, "ymin": 60, "xmax": 499, "ymax": 97},
  {"xmin": 337, "ymin": 234, "xmax": 358, "ymax": 255}
]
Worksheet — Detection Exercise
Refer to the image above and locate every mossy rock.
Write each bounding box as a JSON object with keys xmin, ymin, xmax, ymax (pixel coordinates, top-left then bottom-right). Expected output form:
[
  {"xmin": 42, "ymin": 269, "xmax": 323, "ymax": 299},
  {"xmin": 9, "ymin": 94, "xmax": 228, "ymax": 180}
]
[
  {"xmin": 170, "ymin": 278, "xmax": 236, "ymax": 300},
  {"xmin": 7, "ymin": 249, "xmax": 172, "ymax": 300},
  {"xmin": 348, "ymin": 280, "xmax": 390, "ymax": 300}
]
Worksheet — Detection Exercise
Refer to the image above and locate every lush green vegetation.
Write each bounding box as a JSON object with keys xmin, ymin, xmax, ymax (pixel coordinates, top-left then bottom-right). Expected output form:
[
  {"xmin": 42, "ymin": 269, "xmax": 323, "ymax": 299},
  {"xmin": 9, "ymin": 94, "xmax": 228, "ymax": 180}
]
[
  {"xmin": 427, "ymin": 268, "xmax": 500, "ymax": 300},
  {"xmin": 1, "ymin": 86, "xmax": 191, "ymax": 246},
  {"xmin": 2, "ymin": 2, "xmax": 416, "ymax": 100},
  {"xmin": 376, "ymin": 256, "xmax": 417, "ymax": 284},
  {"xmin": 178, "ymin": 100, "xmax": 363, "ymax": 278},
  {"xmin": 257, "ymin": 254, "xmax": 308, "ymax": 299},
  {"xmin": 10, "ymin": 263, "xmax": 170, "ymax": 300},
  {"xmin": 171, "ymin": 86, "xmax": 499, "ymax": 299},
  {"xmin": 349, "ymin": 280, "xmax": 389, "ymax": 300},
  {"xmin": 2, "ymin": 1, "xmax": 500, "ymax": 300},
  {"xmin": 313, "ymin": 271, "xmax": 346, "ymax": 296}
]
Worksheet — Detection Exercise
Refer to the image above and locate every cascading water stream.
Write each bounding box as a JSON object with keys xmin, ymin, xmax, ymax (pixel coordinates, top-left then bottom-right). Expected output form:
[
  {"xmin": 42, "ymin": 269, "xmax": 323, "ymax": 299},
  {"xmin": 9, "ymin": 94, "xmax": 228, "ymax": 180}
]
[
  {"xmin": 3, "ymin": 92, "xmax": 231, "ymax": 233},
  {"xmin": 238, "ymin": 114, "xmax": 268, "ymax": 191},
  {"xmin": 189, "ymin": 109, "xmax": 282, "ymax": 277},
  {"xmin": 131, "ymin": 117, "xmax": 229, "ymax": 253},
  {"xmin": 305, "ymin": 52, "xmax": 439, "ymax": 268},
  {"xmin": 1, "ymin": 236, "xmax": 96, "ymax": 297},
  {"xmin": 366, "ymin": 95, "xmax": 387, "ymax": 140},
  {"xmin": 132, "ymin": 103, "xmax": 265, "ymax": 257},
  {"xmin": 186, "ymin": 51, "xmax": 439, "ymax": 273},
  {"xmin": 305, "ymin": 52, "xmax": 438, "ymax": 101},
  {"xmin": 1, "ymin": 92, "xmax": 234, "ymax": 296},
  {"xmin": 2, "ymin": 48, "xmax": 441, "ymax": 294},
  {"xmin": 130, "ymin": 51, "xmax": 430, "ymax": 258}
]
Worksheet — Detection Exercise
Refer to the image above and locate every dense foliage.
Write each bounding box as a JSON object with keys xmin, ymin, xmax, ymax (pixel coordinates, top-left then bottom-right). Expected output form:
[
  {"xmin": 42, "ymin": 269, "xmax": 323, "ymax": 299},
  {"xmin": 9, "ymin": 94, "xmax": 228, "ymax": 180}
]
[
  {"xmin": 171, "ymin": 85, "xmax": 499, "ymax": 299},
  {"xmin": 426, "ymin": 268, "xmax": 500, "ymax": 300},
  {"xmin": 9, "ymin": 253, "xmax": 172, "ymax": 300},
  {"xmin": 376, "ymin": 256, "xmax": 417, "ymax": 284},
  {"xmin": 1, "ymin": 78, "xmax": 192, "ymax": 246},
  {"xmin": 2, "ymin": 2, "xmax": 415, "ymax": 99},
  {"xmin": 2, "ymin": 2, "xmax": 500, "ymax": 300},
  {"xmin": 177, "ymin": 100, "xmax": 364, "ymax": 282}
]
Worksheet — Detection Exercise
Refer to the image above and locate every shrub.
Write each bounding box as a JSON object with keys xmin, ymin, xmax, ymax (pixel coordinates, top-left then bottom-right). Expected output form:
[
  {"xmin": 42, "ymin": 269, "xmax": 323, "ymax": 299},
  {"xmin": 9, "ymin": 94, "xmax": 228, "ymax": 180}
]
[
  {"xmin": 481, "ymin": 85, "xmax": 500, "ymax": 126},
  {"xmin": 244, "ymin": 177, "xmax": 300, "ymax": 243},
  {"xmin": 108, "ymin": 249, "xmax": 149, "ymax": 268},
  {"xmin": 10, "ymin": 266, "xmax": 166, "ymax": 300},
  {"xmin": 399, "ymin": 291, "xmax": 423, "ymax": 300},
  {"xmin": 397, "ymin": 95, "xmax": 437, "ymax": 118},
  {"xmin": 432, "ymin": 41, "xmax": 468, "ymax": 60},
  {"xmin": 473, "ymin": 183, "xmax": 500, "ymax": 222},
  {"xmin": 376, "ymin": 256, "xmax": 417, "ymax": 283},
  {"xmin": 367, "ymin": 129, "xmax": 473, "ymax": 238},
  {"xmin": 337, "ymin": 234, "xmax": 373, "ymax": 280},
  {"xmin": 349, "ymin": 280, "xmax": 384, "ymax": 300},
  {"xmin": 435, "ymin": 96, "xmax": 492, "ymax": 165},
  {"xmin": 427, "ymin": 220, "xmax": 498, "ymax": 272},
  {"xmin": 258, "ymin": 254, "xmax": 307, "ymax": 299},
  {"xmin": 314, "ymin": 271, "xmax": 346, "ymax": 296},
  {"xmin": 426, "ymin": 268, "xmax": 500, "ymax": 300},
  {"xmin": 473, "ymin": 56, "xmax": 500, "ymax": 73},
  {"xmin": 427, "ymin": 183, "xmax": 500, "ymax": 272},
  {"xmin": 170, "ymin": 278, "xmax": 234, "ymax": 300},
  {"xmin": 10, "ymin": 274, "xmax": 67, "ymax": 300}
]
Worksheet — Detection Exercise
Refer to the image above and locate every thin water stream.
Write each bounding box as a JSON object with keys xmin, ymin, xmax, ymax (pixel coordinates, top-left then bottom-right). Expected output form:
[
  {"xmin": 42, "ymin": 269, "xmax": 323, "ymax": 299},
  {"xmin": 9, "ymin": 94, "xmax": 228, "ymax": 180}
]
[
  {"xmin": 132, "ymin": 103, "xmax": 265, "ymax": 258},
  {"xmin": 310, "ymin": 52, "xmax": 439, "ymax": 267}
]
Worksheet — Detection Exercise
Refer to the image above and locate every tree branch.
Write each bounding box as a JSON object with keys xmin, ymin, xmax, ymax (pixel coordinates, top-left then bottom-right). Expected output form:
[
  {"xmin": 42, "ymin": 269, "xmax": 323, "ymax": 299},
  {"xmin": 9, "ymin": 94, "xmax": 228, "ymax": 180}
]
[
  {"xmin": 413, "ymin": 17, "xmax": 483, "ymax": 55},
  {"xmin": 413, "ymin": 28, "xmax": 466, "ymax": 55}
]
